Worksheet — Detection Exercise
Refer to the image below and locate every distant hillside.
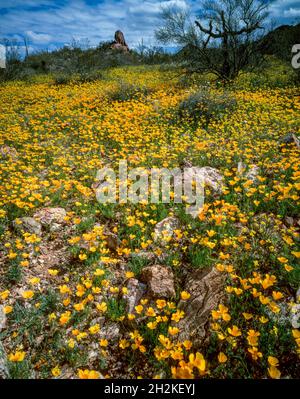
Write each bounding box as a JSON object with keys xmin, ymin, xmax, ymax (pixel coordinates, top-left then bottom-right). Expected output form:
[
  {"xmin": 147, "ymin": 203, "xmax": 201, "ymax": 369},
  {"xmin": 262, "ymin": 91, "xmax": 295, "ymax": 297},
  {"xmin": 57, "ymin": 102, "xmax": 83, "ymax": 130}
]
[{"xmin": 259, "ymin": 23, "xmax": 300, "ymax": 61}]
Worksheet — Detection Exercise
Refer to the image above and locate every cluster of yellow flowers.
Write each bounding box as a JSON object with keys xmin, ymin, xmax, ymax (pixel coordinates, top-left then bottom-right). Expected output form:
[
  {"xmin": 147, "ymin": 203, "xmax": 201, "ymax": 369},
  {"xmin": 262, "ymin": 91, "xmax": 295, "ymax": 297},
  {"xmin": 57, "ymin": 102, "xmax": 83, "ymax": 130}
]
[{"xmin": 0, "ymin": 66, "xmax": 299, "ymax": 379}]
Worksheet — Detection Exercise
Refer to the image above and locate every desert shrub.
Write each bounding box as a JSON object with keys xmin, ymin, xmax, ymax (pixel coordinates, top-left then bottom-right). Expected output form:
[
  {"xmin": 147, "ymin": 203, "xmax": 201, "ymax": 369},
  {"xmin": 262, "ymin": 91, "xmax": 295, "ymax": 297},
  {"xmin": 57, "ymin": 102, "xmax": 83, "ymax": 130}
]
[
  {"xmin": 74, "ymin": 70, "xmax": 103, "ymax": 83},
  {"xmin": 178, "ymin": 89, "xmax": 237, "ymax": 124},
  {"xmin": 139, "ymin": 46, "xmax": 173, "ymax": 65},
  {"xmin": 108, "ymin": 81, "xmax": 151, "ymax": 102},
  {"xmin": 0, "ymin": 38, "xmax": 176, "ymax": 83},
  {"xmin": 54, "ymin": 73, "xmax": 72, "ymax": 85},
  {"xmin": 294, "ymin": 68, "xmax": 300, "ymax": 85}
]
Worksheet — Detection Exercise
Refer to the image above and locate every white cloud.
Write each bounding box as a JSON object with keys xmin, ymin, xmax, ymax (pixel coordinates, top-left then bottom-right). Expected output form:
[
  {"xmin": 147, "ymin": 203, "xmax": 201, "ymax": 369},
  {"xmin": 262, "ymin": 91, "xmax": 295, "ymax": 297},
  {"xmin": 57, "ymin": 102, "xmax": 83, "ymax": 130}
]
[
  {"xmin": 0, "ymin": 0, "xmax": 298, "ymax": 52},
  {"xmin": 0, "ymin": 0, "xmax": 53, "ymax": 8},
  {"xmin": 283, "ymin": 7, "xmax": 300, "ymax": 17},
  {"xmin": 269, "ymin": 0, "xmax": 300, "ymax": 22},
  {"xmin": 1, "ymin": 0, "xmax": 188, "ymax": 48},
  {"xmin": 25, "ymin": 31, "xmax": 53, "ymax": 44}
]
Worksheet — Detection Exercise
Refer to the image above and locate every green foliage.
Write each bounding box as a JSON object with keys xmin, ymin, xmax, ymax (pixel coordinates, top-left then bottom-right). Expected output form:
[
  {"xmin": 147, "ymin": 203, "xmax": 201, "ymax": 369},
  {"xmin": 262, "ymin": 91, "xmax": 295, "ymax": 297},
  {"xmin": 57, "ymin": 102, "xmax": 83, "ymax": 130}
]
[
  {"xmin": 178, "ymin": 89, "xmax": 237, "ymax": 125},
  {"xmin": 107, "ymin": 297, "xmax": 126, "ymax": 321},
  {"xmin": 5, "ymin": 263, "xmax": 22, "ymax": 285},
  {"xmin": 0, "ymin": 40, "xmax": 173, "ymax": 84},
  {"xmin": 127, "ymin": 256, "xmax": 149, "ymax": 278},
  {"xmin": 108, "ymin": 81, "xmax": 152, "ymax": 102},
  {"xmin": 8, "ymin": 359, "xmax": 32, "ymax": 379}
]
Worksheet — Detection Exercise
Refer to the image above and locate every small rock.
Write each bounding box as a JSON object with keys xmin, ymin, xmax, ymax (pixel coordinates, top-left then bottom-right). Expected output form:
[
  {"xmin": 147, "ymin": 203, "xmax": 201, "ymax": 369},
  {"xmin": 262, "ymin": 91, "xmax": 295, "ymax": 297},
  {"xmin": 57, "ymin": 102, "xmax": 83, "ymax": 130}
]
[
  {"xmin": 177, "ymin": 266, "xmax": 225, "ymax": 348},
  {"xmin": 0, "ymin": 307, "xmax": 9, "ymax": 378},
  {"xmin": 34, "ymin": 207, "xmax": 66, "ymax": 226},
  {"xmin": 280, "ymin": 133, "xmax": 294, "ymax": 144},
  {"xmin": 99, "ymin": 323, "xmax": 120, "ymax": 342},
  {"xmin": 290, "ymin": 304, "xmax": 300, "ymax": 329},
  {"xmin": 193, "ymin": 166, "xmax": 224, "ymax": 195},
  {"xmin": 285, "ymin": 216, "xmax": 294, "ymax": 226},
  {"xmin": 238, "ymin": 162, "xmax": 260, "ymax": 183},
  {"xmin": 13, "ymin": 217, "xmax": 42, "ymax": 235},
  {"xmin": 0, "ymin": 306, "xmax": 6, "ymax": 331},
  {"xmin": 245, "ymin": 165, "xmax": 260, "ymax": 183},
  {"xmin": 296, "ymin": 287, "xmax": 300, "ymax": 304},
  {"xmin": 154, "ymin": 217, "xmax": 179, "ymax": 245},
  {"xmin": 123, "ymin": 278, "xmax": 147, "ymax": 313},
  {"xmin": 140, "ymin": 265, "xmax": 175, "ymax": 298},
  {"xmin": 131, "ymin": 251, "xmax": 156, "ymax": 262},
  {"xmin": 279, "ymin": 132, "xmax": 300, "ymax": 148},
  {"xmin": 88, "ymin": 347, "xmax": 99, "ymax": 363},
  {"xmin": 105, "ymin": 233, "xmax": 120, "ymax": 251},
  {"xmin": 0, "ymin": 145, "xmax": 18, "ymax": 160},
  {"xmin": 265, "ymin": 302, "xmax": 290, "ymax": 326},
  {"xmin": 179, "ymin": 166, "xmax": 224, "ymax": 196},
  {"xmin": 237, "ymin": 161, "xmax": 247, "ymax": 175},
  {"xmin": 58, "ymin": 365, "xmax": 75, "ymax": 379},
  {"xmin": 0, "ymin": 342, "xmax": 9, "ymax": 379},
  {"xmin": 49, "ymin": 223, "xmax": 62, "ymax": 232}
]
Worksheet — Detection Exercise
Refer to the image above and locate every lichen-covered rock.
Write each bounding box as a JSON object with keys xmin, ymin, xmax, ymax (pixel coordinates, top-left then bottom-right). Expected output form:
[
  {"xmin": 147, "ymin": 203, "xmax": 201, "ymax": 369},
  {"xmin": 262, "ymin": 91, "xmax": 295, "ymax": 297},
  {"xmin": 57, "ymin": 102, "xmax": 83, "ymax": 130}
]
[
  {"xmin": 0, "ymin": 307, "xmax": 9, "ymax": 379},
  {"xmin": 0, "ymin": 145, "xmax": 18, "ymax": 160},
  {"xmin": 13, "ymin": 217, "xmax": 42, "ymax": 235},
  {"xmin": 140, "ymin": 265, "xmax": 175, "ymax": 298},
  {"xmin": 177, "ymin": 267, "xmax": 225, "ymax": 348},
  {"xmin": 0, "ymin": 342, "xmax": 9, "ymax": 379},
  {"xmin": 177, "ymin": 166, "xmax": 224, "ymax": 196},
  {"xmin": 131, "ymin": 251, "xmax": 156, "ymax": 262},
  {"xmin": 0, "ymin": 306, "xmax": 6, "ymax": 331},
  {"xmin": 290, "ymin": 304, "xmax": 300, "ymax": 329},
  {"xmin": 34, "ymin": 207, "xmax": 66, "ymax": 226},
  {"xmin": 265, "ymin": 300, "xmax": 300, "ymax": 329},
  {"xmin": 99, "ymin": 323, "xmax": 120, "ymax": 342},
  {"xmin": 238, "ymin": 162, "xmax": 260, "ymax": 183},
  {"xmin": 296, "ymin": 287, "xmax": 300, "ymax": 303},
  {"xmin": 123, "ymin": 278, "xmax": 147, "ymax": 314},
  {"xmin": 191, "ymin": 166, "xmax": 224, "ymax": 195},
  {"xmin": 245, "ymin": 165, "xmax": 260, "ymax": 183},
  {"xmin": 154, "ymin": 217, "xmax": 179, "ymax": 245},
  {"xmin": 279, "ymin": 133, "xmax": 300, "ymax": 148}
]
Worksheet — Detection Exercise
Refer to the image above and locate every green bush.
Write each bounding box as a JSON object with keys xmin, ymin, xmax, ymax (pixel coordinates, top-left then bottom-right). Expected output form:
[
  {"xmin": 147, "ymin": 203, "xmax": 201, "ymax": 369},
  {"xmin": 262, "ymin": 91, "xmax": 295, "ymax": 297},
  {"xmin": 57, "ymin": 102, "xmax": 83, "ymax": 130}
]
[
  {"xmin": 54, "ymin": 73, "xmax": 72, "ymax": 85},
  {"xmin": 76, "ymin": 70, "xmax": 103, "ymax": 83},
  {"xmin": 108, "ymin": 81, "xmax": 151, "ymax": 102},
  {"xmin": 178, "ymin": 89, "xmax": 237, "ymax": 124}
]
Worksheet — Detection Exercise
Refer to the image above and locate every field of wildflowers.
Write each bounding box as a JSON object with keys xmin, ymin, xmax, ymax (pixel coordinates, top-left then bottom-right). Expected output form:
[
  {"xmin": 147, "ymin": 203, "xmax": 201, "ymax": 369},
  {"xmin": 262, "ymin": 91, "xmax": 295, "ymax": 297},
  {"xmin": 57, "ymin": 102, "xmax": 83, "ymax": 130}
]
[{"xmin": 0, "ymin": 64, "xmax": 299, "ymax": 379}]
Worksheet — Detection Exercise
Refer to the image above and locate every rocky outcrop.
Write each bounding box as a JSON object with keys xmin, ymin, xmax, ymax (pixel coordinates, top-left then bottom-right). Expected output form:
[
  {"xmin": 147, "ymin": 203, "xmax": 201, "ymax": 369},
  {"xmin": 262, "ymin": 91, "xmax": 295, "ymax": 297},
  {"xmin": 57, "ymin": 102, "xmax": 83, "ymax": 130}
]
[
  {"xmin": 13, "ymin": 208, "xmax": 67, "ymax": 236},
  {"xmin": 177, "ymin": 267, "xmax": 225, "ymax": 348},
  {"xmin": 140, "ymin": 265, "xmax": 175, "ymax": 299},
  {"xmin": 111, "ymin": 30, "xmax": 129, "ymax": 52},
  {"xmin": 33, "ymin": 207, "xmax": 66, "ymax": 226},
  {"xmin": 13, "ymin": 217, "xmax": 42, "ymax": 235}
]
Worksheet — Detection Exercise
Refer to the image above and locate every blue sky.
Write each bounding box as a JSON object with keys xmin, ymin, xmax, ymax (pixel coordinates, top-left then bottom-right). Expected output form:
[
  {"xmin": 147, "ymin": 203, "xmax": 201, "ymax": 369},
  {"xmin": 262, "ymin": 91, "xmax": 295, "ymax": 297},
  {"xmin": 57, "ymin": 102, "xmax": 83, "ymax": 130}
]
[{"xmin": 0, "ymin": 0, "xmax": 299, "ymax": 53}]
